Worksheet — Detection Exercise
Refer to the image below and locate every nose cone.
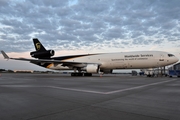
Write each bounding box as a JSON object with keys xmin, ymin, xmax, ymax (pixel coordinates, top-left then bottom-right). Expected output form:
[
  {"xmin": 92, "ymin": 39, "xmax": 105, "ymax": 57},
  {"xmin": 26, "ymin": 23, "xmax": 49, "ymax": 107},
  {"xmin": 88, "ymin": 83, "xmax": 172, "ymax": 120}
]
[{"xmin": 174, "ymin": 56, "xmax": 179, "ymax": 63}]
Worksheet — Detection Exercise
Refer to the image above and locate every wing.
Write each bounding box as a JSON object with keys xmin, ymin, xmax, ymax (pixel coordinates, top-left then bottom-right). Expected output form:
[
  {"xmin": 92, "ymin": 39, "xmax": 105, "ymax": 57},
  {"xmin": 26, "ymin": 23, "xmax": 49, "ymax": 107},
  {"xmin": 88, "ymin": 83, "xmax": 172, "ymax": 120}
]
[{"xmin": 1, "ymin": 51, "xmax": 101, "ymax": 67}]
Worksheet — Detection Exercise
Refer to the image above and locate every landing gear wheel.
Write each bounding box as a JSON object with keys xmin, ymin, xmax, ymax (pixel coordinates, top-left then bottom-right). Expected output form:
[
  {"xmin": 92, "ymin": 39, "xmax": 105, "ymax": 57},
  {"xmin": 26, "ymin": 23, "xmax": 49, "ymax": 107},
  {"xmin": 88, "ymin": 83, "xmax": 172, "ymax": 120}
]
[
  {"xmin": 147, "ymin": 75, "xmax": 151, "ymax": 77},
  {"xmin": 71, "ymin": 73, "xmax": 83, "ymax": 76},
  {"xmin": 84, "ymin": 73, "xmax": 92, "ymax": 76}
]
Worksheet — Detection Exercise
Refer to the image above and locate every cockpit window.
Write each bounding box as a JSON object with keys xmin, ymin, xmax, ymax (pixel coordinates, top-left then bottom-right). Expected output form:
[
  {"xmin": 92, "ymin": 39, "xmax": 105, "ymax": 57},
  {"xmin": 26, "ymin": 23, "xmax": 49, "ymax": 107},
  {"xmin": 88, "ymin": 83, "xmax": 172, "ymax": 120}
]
[{"xmin": 168, "ymin": 54, "xmax": 174, "ymax": 57}]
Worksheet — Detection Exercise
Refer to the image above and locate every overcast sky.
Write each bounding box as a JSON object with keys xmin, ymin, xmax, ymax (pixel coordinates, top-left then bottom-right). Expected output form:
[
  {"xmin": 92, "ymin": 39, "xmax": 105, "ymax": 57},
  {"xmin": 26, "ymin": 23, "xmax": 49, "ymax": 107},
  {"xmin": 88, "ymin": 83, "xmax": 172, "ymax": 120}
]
[{"xmin": 0, "ymin": 0, "xmax": 180, "ymax": 70}]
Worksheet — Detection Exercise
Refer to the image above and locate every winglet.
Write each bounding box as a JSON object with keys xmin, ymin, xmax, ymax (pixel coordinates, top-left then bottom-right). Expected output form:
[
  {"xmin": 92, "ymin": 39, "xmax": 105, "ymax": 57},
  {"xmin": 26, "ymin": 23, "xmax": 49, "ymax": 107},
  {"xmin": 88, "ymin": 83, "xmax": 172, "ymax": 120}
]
[{"xmin": 1, "ymin": 51, "xmax": 10, "ymax": 59}]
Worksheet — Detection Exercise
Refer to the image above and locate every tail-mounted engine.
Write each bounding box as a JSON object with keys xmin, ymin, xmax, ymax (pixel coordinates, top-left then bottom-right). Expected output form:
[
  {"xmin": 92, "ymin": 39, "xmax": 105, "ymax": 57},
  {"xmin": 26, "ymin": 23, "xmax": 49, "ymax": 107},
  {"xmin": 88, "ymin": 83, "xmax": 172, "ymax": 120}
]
[{"xmin": 30, "ymin": 50, "xmax": 55, "ymax": 59}]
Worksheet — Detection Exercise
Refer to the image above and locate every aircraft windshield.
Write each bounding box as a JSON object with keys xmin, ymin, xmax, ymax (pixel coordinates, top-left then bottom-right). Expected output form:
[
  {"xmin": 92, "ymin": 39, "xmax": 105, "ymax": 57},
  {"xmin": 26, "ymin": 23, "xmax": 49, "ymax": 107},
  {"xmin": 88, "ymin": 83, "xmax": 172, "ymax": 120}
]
[{"xmin": 168, "ymin": 54, "xmax": 175, "ymax": 57}]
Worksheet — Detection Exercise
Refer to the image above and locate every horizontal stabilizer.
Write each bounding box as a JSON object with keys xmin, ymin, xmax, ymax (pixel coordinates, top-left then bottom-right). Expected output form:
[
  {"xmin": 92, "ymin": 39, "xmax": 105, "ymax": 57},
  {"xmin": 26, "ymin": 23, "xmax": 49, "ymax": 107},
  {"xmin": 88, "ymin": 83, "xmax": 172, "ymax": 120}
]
[{"xmin": 1, "ymin": 51, "xmax": 10, "ymax": 59}]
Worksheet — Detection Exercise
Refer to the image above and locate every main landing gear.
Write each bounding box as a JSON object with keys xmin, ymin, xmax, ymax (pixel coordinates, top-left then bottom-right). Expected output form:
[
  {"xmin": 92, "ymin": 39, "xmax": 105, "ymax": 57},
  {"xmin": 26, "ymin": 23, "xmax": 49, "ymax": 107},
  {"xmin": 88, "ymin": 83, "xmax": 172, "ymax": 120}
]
[
  {"xmin": 146, "ymin": 74, "xmax": 155, "ymax": 77},
  {"xmin": 71, "ymin": 73, "xmax": 92, "ymax": 76}
]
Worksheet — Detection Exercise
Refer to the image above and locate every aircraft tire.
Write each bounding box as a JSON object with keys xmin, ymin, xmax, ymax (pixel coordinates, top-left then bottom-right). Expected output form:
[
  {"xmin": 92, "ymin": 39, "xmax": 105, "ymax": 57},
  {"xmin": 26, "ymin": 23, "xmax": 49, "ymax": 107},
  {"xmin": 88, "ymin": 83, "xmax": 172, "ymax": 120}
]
[
  {"xmin": 71, "ymin": 73, "xmax": 83, "ymax": 76},
  {"xmin": 147, "ymin": 75, "xmax": 151, "ymax": 77},
  {"xmin": 84, "ymin": 73, "xmax": 92, "ymax": 76}
]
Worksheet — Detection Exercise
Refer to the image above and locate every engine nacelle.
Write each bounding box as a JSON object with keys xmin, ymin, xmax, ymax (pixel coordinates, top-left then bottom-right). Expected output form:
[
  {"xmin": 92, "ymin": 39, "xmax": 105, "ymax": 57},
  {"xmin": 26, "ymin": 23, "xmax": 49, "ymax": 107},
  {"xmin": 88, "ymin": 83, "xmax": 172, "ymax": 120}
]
[
  {"xmin": 30, "ymin": 50, "xmax": 55, "ymax": 58},
  {"xmin": 83, "ymin": 64, "xmax": 99, "ymax": 73}
]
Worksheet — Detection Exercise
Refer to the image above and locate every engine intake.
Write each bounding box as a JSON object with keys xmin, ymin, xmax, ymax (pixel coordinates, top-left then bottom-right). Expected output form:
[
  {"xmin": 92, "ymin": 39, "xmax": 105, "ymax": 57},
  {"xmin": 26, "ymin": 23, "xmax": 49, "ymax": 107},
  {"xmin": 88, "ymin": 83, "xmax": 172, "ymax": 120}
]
[
  {"xmin": 82, "ymin": 64, "xmax": 100, "ymax": 73},
  {"xmin": 30, "ymin": 50, "xmax": 55, "ymax": 58}
]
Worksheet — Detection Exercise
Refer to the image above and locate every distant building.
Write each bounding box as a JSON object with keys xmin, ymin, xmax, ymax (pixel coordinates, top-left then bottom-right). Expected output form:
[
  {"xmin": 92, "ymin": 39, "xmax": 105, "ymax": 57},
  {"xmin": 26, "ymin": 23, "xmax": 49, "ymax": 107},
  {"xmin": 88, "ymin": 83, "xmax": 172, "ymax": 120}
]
[{"xmin": 14, "ymin": 70, "xmax": 33, "ymax": 73}]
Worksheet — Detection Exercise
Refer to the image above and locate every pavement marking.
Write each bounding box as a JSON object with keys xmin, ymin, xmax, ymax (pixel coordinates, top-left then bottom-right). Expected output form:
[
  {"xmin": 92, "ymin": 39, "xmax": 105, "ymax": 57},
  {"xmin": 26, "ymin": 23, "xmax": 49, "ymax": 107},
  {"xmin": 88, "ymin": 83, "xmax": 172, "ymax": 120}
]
[
  {"xmin": 48, "ymin": 79, "xmax": 178, "ymax": 94},
  {"xmin": 0, "ymin": 79, "xmax": 177, "ymax": 95},
  {"xmin": 105, "ymin": 79, "xmax": 178, "ymax": 94},
  {"xmin": 48, "ymin": 86, "xmax": 106, "ymax": 94}
]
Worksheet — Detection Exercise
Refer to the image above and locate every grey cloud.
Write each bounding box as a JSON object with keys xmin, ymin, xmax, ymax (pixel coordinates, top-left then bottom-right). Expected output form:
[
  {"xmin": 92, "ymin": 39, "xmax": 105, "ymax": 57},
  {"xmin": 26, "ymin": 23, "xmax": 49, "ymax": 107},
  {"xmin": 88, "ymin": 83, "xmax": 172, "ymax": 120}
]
[
  {"xmin": 0, "ymin": 0, "xmax": 8, "ymax": 5},
  {"xmin": 104, "ymin": 27, "xmax": 124, "ymax": 40},
  {"xmin": 29, "ymin": 0, "xmax": 68, "ymax": 7},
  {"xmin": 79, "ymin": 35, "xmax": 97, "ymax": 42},
  {"xmin": 56, "ymin": 7, "xmax": 73, "ymax": 17},
  {"xmin": 73, "ymin": 0, "xmax": 113, "ymax": 15},
  {"xmin": 0, "ymin": 19, "xmax": 33, "ymax": 36},
  {"xmin": 131, "ymin": 31, "xmax": 144, "ymax": 38},
  {"xmin": 92, "ymin": 21, "xmax": 106, "ymax": 29},
  {"xmin": 132, "ymin": 37, "xmax": 153, "ymax": 45},
  {"xmin": 74, "ymin": 29, "xmax": 95, "ymax": 37},
  {"xmin": 121, "ymin": 41, "xmax": 129, "ymax": 46},
  {"xmin": 1, "ymin": 18, "xmax": 22, "ymax": 27},
  {"xmin": 60, "ymin": 19, "xmax": 81, "ymax": 28},
  {"xmin": 0, "ymin": 0, "xmax": 180, "ymax": 52},
  {"xmin": 161, "ymin": 21, "xmax": 177, "ymax": 30},
  {"xmin": 153, "ymin": 40, "xmax": 163, "ymax": 44}
]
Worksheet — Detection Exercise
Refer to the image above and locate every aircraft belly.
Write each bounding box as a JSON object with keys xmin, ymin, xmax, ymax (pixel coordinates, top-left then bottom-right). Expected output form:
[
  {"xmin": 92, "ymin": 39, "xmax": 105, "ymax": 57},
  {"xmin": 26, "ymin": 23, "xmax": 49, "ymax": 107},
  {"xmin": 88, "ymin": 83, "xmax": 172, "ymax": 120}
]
[
  {"xmin": 128, "ymin": 59, "xmax": 160, "ymax": 69},
  {"xmin": 113, "ymin": 62, "xmax": 127, "ymax": 69},
  {"xmin": 101, "ymin": 61, "xmax": 127, "ymax": 69}
]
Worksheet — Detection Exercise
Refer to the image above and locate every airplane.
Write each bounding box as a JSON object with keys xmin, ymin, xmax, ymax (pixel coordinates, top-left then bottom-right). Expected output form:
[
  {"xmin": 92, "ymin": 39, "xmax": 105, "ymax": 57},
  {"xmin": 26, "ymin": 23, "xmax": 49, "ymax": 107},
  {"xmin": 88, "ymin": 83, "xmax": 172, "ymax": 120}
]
[{"xmin": 1, "ymin": 38, "xmax": 179, "ymax": 76}]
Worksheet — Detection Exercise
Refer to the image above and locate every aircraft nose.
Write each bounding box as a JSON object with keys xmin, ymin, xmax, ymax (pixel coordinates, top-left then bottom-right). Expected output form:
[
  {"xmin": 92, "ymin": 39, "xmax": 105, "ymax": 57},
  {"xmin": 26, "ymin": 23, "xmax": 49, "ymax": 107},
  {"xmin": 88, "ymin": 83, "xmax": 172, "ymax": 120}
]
[{"xmin": 174, "ymin": 56, "xmax": 179, "ymax": 63}]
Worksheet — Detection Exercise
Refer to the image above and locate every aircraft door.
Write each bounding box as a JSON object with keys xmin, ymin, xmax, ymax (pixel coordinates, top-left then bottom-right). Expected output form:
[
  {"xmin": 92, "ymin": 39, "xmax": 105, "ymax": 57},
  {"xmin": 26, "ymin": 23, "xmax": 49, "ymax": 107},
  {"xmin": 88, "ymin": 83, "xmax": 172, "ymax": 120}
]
[
  {"xmin": 157, "ymin": 54, "xmax": 165, "ymax": 67},
  {"xmin": 159, "ymin": 54, "xmax": 164, "ymax": 62}
]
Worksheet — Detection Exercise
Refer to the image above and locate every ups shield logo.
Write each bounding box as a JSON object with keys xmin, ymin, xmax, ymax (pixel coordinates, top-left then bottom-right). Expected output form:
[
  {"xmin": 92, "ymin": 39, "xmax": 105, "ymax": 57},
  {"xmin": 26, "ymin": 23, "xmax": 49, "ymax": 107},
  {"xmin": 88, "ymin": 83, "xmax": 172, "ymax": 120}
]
[{"xmin": 36, "ymin": 43, "xmax": 41, "ymax": 50}]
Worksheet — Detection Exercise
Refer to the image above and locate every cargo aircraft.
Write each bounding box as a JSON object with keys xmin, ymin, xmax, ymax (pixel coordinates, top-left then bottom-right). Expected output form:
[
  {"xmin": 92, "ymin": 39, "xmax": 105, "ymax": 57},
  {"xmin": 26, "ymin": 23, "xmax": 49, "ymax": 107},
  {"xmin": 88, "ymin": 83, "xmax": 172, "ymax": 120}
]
[{"xmin": 1, "ymin": 38, "xmax": 179, "ymax": 76}]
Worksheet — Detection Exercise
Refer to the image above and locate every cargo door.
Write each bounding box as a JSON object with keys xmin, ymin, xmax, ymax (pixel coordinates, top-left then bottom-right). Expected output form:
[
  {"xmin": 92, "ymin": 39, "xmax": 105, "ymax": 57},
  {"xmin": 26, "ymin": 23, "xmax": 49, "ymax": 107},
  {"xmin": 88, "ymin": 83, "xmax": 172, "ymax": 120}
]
[
  {"xmin": 159, "ymin": 54, "xmax": 164, "ymax": 62},
  {"xmin": 157, "ymin": 54, "xmax": 165, "ymax": 67}
]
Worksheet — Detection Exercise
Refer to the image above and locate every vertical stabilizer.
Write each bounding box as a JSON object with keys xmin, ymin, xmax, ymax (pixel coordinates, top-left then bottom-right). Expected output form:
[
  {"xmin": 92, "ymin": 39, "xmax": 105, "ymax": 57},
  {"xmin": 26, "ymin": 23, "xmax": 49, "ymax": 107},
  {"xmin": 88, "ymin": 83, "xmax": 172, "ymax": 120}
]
[
  {"xmin": 30, "ymin": 38, "xmax": 55, "ymax": 59},
  {"xmin": 33, "ymin": 38, "xmax": 46, "ymax": 52}
]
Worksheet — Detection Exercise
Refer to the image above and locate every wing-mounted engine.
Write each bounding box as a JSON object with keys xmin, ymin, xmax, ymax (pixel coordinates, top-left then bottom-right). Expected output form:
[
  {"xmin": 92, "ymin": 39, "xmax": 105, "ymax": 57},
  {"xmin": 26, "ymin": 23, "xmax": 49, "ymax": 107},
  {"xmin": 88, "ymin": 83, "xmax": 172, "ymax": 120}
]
[
  {"xmin": 30, "ymin": 50, "xmax": 55, "ymax": 59},
  {"xmin": 82, "ymin": 64, "xmax": 100, "ymax": 73}
]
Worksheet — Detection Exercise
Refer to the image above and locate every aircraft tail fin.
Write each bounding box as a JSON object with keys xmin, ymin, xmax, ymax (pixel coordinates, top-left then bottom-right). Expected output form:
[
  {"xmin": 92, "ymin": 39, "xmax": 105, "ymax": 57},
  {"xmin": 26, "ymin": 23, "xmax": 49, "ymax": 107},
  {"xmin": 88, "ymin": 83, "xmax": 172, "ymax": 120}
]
[
  {"xmin": 33, "ymin": 38, "xmax": 47, "ymax": 52},
  {"xmin": 1, "ymin": 50, "xmax": 10, "ymax": 59},
  {"xmin": 30, "ymin": 38, "xmax": 55, "ymax": 59}
]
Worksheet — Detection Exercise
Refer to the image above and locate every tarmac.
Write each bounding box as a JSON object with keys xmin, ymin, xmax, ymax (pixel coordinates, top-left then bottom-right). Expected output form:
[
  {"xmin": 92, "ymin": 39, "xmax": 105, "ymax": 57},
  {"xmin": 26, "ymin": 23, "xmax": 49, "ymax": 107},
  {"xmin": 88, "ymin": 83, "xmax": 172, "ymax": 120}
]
[{"xmin": 0, "ymin": 73, "xmax": 180, "ymax": 120}]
